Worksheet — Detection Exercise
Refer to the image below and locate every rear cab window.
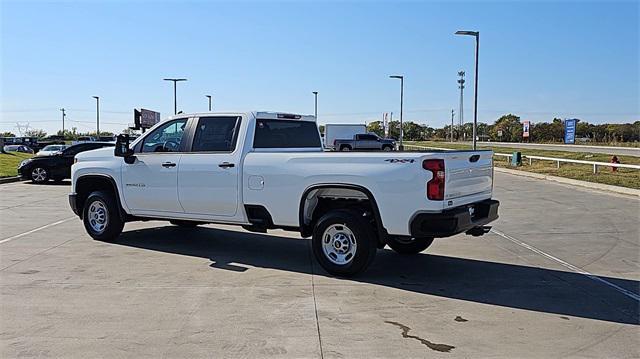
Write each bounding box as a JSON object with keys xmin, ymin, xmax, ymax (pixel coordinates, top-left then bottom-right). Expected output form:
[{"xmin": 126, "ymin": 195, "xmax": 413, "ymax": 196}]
[{"xmin": 253, "ymin": 119, "xmax": 321, "ymax": 149}]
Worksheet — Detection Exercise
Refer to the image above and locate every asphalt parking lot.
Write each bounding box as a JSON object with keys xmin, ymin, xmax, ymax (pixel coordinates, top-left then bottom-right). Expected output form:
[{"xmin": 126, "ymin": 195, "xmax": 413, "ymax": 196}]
[{"xmin": 1, "ymin": 172, "xmax": 638, "ymax": 358}]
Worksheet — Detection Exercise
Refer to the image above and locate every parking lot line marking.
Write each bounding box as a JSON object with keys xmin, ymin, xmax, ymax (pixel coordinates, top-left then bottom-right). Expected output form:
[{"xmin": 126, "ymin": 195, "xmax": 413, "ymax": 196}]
[
  {"xmin": 491, "ymin": 229, "xmax": 640, "ymax": 302},
  {"xmin": 0, "ymin": 217, "xmax": 76, "ymax": 245}
]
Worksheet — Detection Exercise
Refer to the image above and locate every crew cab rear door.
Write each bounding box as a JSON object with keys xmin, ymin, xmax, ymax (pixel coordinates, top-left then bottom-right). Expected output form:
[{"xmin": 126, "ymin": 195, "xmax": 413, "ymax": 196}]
[{"xmin": 177, "ymin": 115, "xmax": 242, "ymax": 217}]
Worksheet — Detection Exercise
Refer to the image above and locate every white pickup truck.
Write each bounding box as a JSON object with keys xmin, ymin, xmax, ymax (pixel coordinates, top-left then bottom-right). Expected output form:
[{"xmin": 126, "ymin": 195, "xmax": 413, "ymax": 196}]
[{"xmin": 69, "ymin": 111, "xmax": 499, "ymax": 276}]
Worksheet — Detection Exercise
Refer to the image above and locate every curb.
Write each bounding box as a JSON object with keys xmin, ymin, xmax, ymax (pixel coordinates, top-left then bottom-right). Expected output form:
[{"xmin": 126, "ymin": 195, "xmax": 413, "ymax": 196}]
[
  {"xmin": 0, "ymin": 176, "xmax": 23, "ymax": 184},
  {"xmin": 494, "ymin": 167, "xmax": 640, "ymax": 197}
]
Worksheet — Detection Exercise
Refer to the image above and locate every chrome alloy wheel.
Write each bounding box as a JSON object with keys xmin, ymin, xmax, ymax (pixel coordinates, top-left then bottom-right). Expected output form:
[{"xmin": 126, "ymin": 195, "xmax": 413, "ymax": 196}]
[
  {"xmin": 31, "ymin": 168, "xmax": 47, "ymax": 182},
  {"xmin": 321, "ymin": 224, "xmax": 357, "ymax": 265},
  {"xmin": 88, "ymin": 200, "xmax": 108, "ymax": 234}
]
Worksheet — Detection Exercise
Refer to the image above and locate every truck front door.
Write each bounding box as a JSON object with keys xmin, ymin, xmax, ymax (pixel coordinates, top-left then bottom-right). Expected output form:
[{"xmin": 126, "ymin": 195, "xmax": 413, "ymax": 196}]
[
  {"xmin": 355, "ymin": 134, "xmax": 378, "ymax": 150},
  {"xmin": 121, "ymin": 118, "xmax": 188, "ymax": 214},
  {"xmin": 177, "ymin": 116, "xmax": 241, "ymax": 217}
]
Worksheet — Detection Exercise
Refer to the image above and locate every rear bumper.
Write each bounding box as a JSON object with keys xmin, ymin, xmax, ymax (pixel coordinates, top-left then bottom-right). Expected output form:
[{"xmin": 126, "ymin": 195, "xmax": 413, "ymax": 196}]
[
  {"xmin": 410, "ymin": 199, "xmax": 499, "ymax": 238},
  {"xmin": 68, "ymin": 193, "xmax": 80, "ymax": 216}
]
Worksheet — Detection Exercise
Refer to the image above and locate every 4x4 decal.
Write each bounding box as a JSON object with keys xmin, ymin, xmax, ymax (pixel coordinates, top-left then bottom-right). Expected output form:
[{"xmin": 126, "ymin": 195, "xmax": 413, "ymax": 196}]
[{"xmin": 384, "ymin": 159, "xmax": 415, "ymax": 163}]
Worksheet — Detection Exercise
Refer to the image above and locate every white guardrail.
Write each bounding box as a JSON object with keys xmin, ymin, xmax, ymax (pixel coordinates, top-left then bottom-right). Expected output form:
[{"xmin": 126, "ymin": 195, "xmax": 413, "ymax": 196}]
[{"xmin": 404, "ymin": 144, "xmax": 640, "ymax": 174}]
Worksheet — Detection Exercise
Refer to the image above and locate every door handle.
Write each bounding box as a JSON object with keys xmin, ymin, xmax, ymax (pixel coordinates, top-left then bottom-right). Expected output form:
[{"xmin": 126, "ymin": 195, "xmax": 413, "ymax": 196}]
[
  {"xmin": 218, "ymin": 162, "xmax": 235, "ymax": 168},
  {"xmin": 161, "ymin": 162, "xmax": 176, "ymax": 168}
]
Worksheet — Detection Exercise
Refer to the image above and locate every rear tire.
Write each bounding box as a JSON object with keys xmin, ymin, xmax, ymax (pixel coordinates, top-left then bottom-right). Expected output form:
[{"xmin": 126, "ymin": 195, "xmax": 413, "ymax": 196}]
[
  {"xmin": 340, "ymin": 146, "xmax": 351, "ymax": 151},
  {"xmin": 82, "ymin": 190, "xmax": 124, "ymax": 242},
  {"xmin": 387, "ymin": 236, "xmax": 434, "ymax": 254},
  {"xmin": 312, "ymin": 209, "xmax": 377, "ymax": 277}
]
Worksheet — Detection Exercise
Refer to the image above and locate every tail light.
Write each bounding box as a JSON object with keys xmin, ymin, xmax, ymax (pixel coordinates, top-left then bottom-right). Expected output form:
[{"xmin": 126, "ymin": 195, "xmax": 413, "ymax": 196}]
[
  {"xmin": 333, "ymin": 139, "xmax": 337, "ymax": 146},
  {"xmin": 423, "ymin": 159, "xmax": 445, "ymax": 200}
]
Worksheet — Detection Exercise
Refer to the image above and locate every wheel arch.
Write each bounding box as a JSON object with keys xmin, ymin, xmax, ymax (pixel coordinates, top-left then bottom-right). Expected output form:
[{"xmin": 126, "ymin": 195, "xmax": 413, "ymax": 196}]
[
  {"xmin": 74, "ymin": 174, "xmax": 126, "ymax": 221},
  {"xmin": 298, "ymin": 184, "xmax": 388, "ymax": 245}
]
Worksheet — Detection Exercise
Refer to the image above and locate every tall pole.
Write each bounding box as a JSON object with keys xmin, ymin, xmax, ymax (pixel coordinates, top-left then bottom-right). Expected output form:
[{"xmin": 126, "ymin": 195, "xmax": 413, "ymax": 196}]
[
  {"xmin": 60, "ymin": 108, "xmax": 66, "ymax": 133},
  {"xmin": 312, "ymin": 91, "xmax": 318, "ymax": 119},
  {"xmin": 457, "ymin": 71, "xmax": 465, "ymax": 141},
  {"xmin": 205, "ymin": 95, "xmax": 212, "ymax": 111},
  {"xmin": 455, "ymin": 30, "xmax": 479, "ymax": 149},
  {"xmin": 473, "ymin": 34, "xmax": 479, "ymax": 150},
  {"xmin": 450, "ymin": 109, "xmax": 455, "ymax": 142},
  {"xmin": 163, "ymin": 78, "xmax": 187, "ymax": 114},
  {"xmin": 92, "ymin": 96, "xmax": 99, "ymax": 136},
  {"xmin": 389, "ymin": 75, "xmax": 404, "ymax": 150}
]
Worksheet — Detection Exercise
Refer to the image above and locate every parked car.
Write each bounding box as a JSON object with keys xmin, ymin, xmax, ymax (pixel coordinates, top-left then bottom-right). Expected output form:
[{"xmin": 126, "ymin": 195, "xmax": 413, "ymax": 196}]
[
  {"xmin": 36, "ymin": 144, "xmax": 68, "ymax": 156},
  {"xmin": 3, "ymin": 144, "xmax": 34, "ymax": 154},
  {"xmin": 69, "ymin": 111, "xmax": 499, "ymax": 276},
  {"xmin": 333, "ymin": 133, "xmax": 396, "ymax": 151},
  {"xmin": 18, "ymin": 142, "xmax": 114, "ymax": 183}
]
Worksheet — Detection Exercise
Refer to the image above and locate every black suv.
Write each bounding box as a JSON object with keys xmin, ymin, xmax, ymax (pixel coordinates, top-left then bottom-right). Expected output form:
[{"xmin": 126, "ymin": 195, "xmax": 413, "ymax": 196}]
[{"xmin": 17, "ymin": 142, "xmax": 114, "ymax": 184}]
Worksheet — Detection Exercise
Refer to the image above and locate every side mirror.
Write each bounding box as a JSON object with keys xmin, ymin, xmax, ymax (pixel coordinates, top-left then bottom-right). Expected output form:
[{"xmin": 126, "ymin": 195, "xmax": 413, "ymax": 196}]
[{"xmin": 115, "ymin": 134, "xmax": 136, "ymax": 164}]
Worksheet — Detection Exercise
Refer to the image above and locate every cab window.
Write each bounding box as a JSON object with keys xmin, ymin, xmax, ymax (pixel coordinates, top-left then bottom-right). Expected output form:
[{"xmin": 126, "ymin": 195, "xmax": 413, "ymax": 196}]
[
  {"xmin": 191, "ymin": 116, "xmax": 240, "ymax": 152},
  {"xmin": 141, "ymin": 119, "xmax": 187, "ymax": 153},
  {"xmin": 253, "ymin": 120, "xmax": 321, "ymax": 148}
]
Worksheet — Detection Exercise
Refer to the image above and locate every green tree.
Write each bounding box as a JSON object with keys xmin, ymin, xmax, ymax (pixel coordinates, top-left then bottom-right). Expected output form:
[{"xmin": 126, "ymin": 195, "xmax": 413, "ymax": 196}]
[
  {"xmin": 1, "ymin": 132, "xmax": 15, "ymax": 137},
  {"xmin": 366, "ymin": 121, "xmax": 384, "ymax": 137},
  {"xmin": 489, "ymin": 114, "xmax": 522, "ymax": 142},
  {"xmin": 24, "ymin": 128, "xmax": 47, "ymax": 138}
]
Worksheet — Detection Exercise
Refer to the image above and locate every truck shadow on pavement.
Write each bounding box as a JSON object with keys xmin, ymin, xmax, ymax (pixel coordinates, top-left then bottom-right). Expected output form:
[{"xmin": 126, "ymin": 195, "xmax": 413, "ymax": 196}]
[{"xmin": 116, "ymin": 225, "xmax": 639, "ymax": 325}]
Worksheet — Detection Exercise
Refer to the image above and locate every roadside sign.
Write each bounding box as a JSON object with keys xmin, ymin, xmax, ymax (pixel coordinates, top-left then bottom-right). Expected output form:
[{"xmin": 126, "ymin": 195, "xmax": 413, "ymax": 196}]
[
  {"xmin": 497, "ymin": 130, "xmax": 503, "ymax": 138},
  {"xmin": 564, "ymin": 118, "xmax": 578, "ymax": 144},
  {"xmin": 133, "ymin": 109, "xmax": 161, "ymax": 130},
  {"xmin": 522, "ymin": 121, "xmax": 530, "ymax": 138}
]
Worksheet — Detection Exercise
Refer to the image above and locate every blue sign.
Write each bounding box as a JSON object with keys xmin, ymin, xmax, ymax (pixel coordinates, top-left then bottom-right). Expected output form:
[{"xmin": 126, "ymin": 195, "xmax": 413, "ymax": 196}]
[{"xmin": 564, "ymin": 118, "xmax": 577, "ymax": 144}]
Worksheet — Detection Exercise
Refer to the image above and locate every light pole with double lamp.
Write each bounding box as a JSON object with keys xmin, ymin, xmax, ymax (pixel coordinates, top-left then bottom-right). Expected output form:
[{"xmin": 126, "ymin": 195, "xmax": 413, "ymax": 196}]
[
  {"xmin": 163, "ymin": 78, "xmax": 187, "ymax": 114},
  {"xmin": 455, "ymin": 30, "xmax": 479, "ymax": 150},
  {"xmin": 389, "ymin": 75, "xmax": 404, "ymax": 150}
]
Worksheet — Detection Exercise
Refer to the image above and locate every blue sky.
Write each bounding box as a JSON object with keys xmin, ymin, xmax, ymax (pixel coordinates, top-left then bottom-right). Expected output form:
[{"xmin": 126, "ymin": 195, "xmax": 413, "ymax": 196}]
[{"xmin": 1, "ymin": 0, "xmax": 638, "ymax": 135}]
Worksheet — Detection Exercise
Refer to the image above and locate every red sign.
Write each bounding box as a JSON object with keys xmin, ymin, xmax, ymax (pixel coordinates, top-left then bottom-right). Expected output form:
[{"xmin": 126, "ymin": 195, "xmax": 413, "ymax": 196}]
[{"xmin": 523, "ymin": 121, "xmax": 530, "ymax": 138}]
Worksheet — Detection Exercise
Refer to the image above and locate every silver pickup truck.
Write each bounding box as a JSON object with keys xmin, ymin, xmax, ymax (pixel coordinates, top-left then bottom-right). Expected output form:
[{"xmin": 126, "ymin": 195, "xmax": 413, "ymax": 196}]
[{"xmin": 333, "ymin": 133, "xmax": 396, "ymax": 151}]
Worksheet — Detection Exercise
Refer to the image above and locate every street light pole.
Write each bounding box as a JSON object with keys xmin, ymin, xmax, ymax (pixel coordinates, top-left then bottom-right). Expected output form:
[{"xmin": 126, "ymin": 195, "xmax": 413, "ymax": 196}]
[
  {"xmin": 457, "ymin": 71, "xmax": 465, "ymax": 141},
  {"xmin": 205, "ymin": 95, "xmax": 212, "ymax": 111},
  {"xmin": 312, "ymin": 91, "xmax": 318, "ymax": 119},
  {"xmin": 389, "ymin": 75, "xmax": 404, "ymax": 150},
  {"xmin": 455, "ymin": 30, "xmax": 479, "ymax": 150},
  {"xmin": 60, "ymin": 108, "xmax": 66, "ymax": 133},
  {"xmin": 163, "ymin": 78, "xmax": 187, "ymax": 114},
  {"xmin": 450, "ymin": 109, "xmax": 455, "ymax": 143},
  {"xmin": 92, "ymin": 96, "xmax": 99, "ymax": 137}
]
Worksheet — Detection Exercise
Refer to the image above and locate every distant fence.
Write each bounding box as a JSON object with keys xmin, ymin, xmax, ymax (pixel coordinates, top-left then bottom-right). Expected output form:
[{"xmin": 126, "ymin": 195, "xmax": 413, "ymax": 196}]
[{"xmin": 403, "ymin": 144, "xmax": 640, "ymax": 174}]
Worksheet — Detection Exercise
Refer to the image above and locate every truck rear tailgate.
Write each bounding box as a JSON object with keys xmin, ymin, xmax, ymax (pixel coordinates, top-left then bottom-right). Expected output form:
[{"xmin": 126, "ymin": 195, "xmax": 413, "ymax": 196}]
[{"xmin": 441, "ymin": 150, "xmax": 493, "ymax": 208}]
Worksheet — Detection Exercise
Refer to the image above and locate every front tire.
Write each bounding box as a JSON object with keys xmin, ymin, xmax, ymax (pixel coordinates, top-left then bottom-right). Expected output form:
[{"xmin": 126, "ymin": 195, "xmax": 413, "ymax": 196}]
[
  {"xmin": 382, "ymin": 145, "xmax": 392, "ymax": 151},
  {"xmin": 312, "ymin": 209, "xmax": 377, "ymax": 277},
  {"xmin": 31, "ymin": 167, "xmax": 49, "ymax": 184},
  {"xmin": 82, "ymin": 191, "xmax": 124, "ymax": 242},
  {"xmin": 387, "ymin": 236, "xmax": 434, "ymax": 254}
]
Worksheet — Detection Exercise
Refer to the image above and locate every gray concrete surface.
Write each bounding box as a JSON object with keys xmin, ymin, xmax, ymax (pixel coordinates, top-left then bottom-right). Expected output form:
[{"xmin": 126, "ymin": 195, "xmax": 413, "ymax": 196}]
[
  {"xmin": 475, "ymin": 141, "xmax": 640, "ymax": 157},
  {"xmin": 1, "ymin": 174, "xmax": 638, "ymax": 358}
]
